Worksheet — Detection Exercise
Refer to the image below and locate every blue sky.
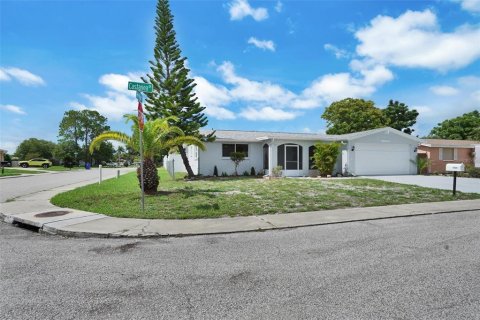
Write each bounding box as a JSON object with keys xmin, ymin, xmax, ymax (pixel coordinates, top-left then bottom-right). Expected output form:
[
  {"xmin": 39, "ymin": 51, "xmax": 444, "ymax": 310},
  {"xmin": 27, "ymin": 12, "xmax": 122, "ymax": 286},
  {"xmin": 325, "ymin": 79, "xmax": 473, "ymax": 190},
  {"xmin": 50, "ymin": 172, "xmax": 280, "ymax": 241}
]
[{"xmin": 1, "ymin": 0, "xmax": 479, "ymax": 154}]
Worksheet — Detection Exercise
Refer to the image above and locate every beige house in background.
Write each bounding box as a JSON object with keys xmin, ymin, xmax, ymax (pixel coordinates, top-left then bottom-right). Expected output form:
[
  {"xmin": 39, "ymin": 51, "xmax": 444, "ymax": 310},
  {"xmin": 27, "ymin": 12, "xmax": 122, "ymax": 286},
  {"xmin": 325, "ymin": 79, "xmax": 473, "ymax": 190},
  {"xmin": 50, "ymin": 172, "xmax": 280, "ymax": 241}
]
[
  {"xmin": 418, "ymin": 139, "xmax": 480, "ymax": 173},
  {"xmin": 0, "ymin": 149, "xmax": 6, "ymax": 162}
]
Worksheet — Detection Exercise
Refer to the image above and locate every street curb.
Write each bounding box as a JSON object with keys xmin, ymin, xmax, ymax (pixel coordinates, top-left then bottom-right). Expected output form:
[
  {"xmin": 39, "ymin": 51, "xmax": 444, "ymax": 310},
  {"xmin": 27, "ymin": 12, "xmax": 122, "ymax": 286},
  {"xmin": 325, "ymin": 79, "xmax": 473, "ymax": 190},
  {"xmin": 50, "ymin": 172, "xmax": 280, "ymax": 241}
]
[{"xmin": 3, "ymin": 206, "xmax": 479, "ymax": 239}]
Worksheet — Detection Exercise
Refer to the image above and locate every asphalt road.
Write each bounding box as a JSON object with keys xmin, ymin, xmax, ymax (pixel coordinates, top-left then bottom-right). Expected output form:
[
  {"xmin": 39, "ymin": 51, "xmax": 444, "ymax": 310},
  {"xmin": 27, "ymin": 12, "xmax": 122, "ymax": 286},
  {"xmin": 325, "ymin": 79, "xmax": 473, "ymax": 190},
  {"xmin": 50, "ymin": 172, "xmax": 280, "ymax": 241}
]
[
  {"xmin": 0, "ymin": 168, "xmax": 134, "ymax": 202},
  {"xmin": 1, "ymin": 211, "xmax": 480, "ymax": 320}
]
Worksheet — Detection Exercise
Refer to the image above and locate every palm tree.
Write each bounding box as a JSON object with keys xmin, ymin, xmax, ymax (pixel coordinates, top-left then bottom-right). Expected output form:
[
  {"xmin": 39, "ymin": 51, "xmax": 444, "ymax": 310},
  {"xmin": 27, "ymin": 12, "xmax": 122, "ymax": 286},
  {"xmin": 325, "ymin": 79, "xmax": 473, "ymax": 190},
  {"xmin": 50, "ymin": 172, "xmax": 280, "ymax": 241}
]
[{"xmin": 89, "ymin": 114, "xmax": 205, "ymax": 194}]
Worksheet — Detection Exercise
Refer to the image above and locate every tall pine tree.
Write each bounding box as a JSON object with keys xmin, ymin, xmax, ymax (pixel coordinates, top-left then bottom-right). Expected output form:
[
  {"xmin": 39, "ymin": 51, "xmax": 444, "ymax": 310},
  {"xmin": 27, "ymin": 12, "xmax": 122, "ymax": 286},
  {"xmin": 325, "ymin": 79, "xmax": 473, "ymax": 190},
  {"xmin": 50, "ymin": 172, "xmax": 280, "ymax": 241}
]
[
  {"xmin": 142, "ymin": 0, "xmax": 212, "ymax": 177},
  {"xmin": 382, "ymin": 100, "xmax": 419, "ymax": 135}
]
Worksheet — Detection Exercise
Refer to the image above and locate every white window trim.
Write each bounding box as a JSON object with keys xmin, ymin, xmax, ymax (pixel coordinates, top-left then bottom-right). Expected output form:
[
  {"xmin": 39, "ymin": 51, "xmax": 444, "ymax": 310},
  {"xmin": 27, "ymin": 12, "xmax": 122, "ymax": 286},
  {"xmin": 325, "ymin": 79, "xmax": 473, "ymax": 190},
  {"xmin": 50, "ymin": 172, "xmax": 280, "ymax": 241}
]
[{"xmin": 221, "ymin": 143, "xmax": 249, "ymax": 159}]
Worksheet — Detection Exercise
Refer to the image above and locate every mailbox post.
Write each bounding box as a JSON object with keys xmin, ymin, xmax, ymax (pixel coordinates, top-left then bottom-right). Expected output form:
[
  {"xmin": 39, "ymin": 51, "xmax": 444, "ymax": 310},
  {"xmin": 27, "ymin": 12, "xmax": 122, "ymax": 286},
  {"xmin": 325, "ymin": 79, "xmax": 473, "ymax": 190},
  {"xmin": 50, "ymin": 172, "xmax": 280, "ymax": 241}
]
[{"xmin": 445, "ymin": 163, "xmax": 465, "ymax": 196}]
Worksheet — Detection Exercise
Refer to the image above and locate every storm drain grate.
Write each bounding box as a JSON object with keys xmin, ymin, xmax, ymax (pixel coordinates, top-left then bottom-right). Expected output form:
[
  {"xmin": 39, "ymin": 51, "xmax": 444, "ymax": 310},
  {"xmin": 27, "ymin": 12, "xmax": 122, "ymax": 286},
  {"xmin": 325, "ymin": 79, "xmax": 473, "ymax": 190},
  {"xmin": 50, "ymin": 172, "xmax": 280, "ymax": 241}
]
[{"xmin": 34, "ymin": 211, "xmax": 70, "ymax": 218}]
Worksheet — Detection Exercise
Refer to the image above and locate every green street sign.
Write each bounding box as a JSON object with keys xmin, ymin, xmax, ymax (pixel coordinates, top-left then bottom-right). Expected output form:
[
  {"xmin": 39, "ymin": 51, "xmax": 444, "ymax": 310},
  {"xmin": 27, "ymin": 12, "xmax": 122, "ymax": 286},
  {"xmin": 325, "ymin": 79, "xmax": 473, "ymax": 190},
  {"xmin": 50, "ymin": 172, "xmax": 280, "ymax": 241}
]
[{"xmin": 128, "ymin": 82, "xmax": 153, "ymax": 93}]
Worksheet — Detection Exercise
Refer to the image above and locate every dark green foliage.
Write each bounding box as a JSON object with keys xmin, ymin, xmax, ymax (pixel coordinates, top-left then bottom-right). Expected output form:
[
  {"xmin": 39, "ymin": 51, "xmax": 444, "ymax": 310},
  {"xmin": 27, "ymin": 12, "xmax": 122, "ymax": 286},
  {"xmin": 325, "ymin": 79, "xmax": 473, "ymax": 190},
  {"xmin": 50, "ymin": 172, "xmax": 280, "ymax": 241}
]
[
  {"xmin": 312, "ymin": 142, "xmax": 341, "ymax": 176},
  {"xmin": 466, "ymin": 164, "xmax": 480, "ymax": 178},
  {"xmin": 142, "ymin": 0, "xmax": 212, "ymax": 177},
  {"xmin": 243, "ymin": 170, "xmax": 250, "ymax": 176},
  {"xmin": 230, "ymin": 151, "xmax": 246, "ymax": 176},
  {"xmin": 213, "ymin": 165, "xmax": 218, "ymax": 177},
  {"xmin": 416, "ymin": 155, "xmax": 430, "ymax": 174},
  {"xmin": 322, "ymin": 98, "xmax": 388, "ymax": 134},
  {"xmin": 58, "ymin": 109, "xmax": 111, "ymax": 163},
  {"xmin": 221, "ymin": 172, "xmax": 228, "ymax": 177},
  {"xmin": 250, "ymin": 166, "xmax": 256, "ymax": 176},
  {"xmin": 428, "ymin": 110, "xmax": 480, "ymax": 140},
  {"xmin": 383, "ymin": 100, "xmax": 418, "ymax": 134},
  {"xmin": 14, "ymin": 138, "xmax": 56, "ymax": 160},
  {"xmin": 63, "ymin": 155, "xmax": 74, "ymax": 169},
  {"xmin": 4, "ymin": 154, "xmax": 12, "ymax": 162}
]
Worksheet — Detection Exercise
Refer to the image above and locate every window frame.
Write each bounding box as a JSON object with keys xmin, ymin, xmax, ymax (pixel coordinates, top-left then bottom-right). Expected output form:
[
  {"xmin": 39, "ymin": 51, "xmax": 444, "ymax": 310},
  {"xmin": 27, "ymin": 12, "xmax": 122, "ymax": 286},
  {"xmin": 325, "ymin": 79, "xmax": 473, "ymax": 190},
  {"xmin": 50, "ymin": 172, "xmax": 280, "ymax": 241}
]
[
  {"xmin": 441, "ymin": 147, "xmax": 455, "ymax": 161},
  {"xmin": 222, "ymin": 143, "xmax": 249, "ymax": 158}
]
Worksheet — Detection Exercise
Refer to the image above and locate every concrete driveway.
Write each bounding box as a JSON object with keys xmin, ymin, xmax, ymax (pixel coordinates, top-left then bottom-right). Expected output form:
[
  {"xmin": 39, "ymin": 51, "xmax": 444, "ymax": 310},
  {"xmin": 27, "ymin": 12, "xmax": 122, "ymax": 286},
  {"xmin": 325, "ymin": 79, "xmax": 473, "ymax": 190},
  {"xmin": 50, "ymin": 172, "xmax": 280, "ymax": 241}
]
[{"xmin": 365, "ymin": 175, "xmax": 480, "ymax": 193}]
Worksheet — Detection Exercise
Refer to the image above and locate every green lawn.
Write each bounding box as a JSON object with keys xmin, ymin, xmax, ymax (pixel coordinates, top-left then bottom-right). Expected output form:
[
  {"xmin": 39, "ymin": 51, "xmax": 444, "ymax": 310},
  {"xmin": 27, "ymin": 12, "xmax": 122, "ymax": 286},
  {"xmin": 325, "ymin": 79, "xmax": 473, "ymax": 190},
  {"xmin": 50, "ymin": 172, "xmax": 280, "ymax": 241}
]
[
  {"xmin": 0, "ymin": 168, "xmax": 45, "ymax": 177},
  {"xmin": 44, "ymin": 166, "xmax": 84, "ymax": 172},
  {"xmin": 50, "ymin": 168, "xmax": 480, "ymax": 219}
]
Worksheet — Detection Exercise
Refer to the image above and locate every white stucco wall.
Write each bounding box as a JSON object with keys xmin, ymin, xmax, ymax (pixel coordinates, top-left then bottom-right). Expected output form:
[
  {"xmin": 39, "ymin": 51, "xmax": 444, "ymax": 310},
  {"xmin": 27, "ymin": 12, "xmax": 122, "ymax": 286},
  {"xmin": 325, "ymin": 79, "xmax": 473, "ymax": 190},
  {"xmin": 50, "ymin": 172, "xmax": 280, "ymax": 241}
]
[
  {"xmin": 198, "ymin": 142, "xmax": 264, "ymax": 176},
  {"xmin": 346, "ymin": 131, "xmax": 418, "ymax": 175},
  {"xmin": 163, "ymin": 145, "xmax": 199, "ymax": 175}
]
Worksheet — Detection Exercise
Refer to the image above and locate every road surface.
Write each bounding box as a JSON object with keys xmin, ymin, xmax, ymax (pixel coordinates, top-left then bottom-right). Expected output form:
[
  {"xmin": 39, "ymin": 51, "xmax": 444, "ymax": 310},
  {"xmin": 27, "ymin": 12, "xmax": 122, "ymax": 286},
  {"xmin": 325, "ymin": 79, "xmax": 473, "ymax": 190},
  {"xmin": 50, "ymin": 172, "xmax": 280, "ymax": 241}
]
[
  {"xmin": 1, "ymin": 210, "xmax": 479, "ymax": 319},
  {"xmin": 0, "ymin": 168, "xmax": 134, "ymax": 203}
]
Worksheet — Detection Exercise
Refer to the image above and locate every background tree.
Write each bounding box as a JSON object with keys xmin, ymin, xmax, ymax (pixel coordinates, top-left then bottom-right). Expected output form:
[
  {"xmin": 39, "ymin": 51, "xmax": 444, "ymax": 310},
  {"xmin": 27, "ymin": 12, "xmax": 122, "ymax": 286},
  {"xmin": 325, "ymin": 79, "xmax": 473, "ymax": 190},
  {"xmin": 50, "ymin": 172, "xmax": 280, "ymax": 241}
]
[
  {"xmin": 321, "ymin": 98, "xmax": 389, "ymax": 134},
  {"xmin": 230, "ymin": 152, "xmax": 245, "ymax": 176},
  {"xmin": 142, "ymin": 0, "xmax": 213, "ymax": 178},
  {"xmin": 90, "ymin": 115, "xmax": 205, "ymax": 194},
  {"xmin": 428, "ymin": 110, "xmax": 480, "ymax": 140},
  {"xmin": 14, "ymin": 138, "xmax": 56, "ymax": 160},
  {"xmin": 383, "ymin": 100, "xmax": 419, "ymax": 134},
  {"xmin": 312, "ymin": 142, "xmax": 341, "ymax": 176},
  {"xmin": 58, "ymin": 109, "xmax": 112, "ymax": 163}
]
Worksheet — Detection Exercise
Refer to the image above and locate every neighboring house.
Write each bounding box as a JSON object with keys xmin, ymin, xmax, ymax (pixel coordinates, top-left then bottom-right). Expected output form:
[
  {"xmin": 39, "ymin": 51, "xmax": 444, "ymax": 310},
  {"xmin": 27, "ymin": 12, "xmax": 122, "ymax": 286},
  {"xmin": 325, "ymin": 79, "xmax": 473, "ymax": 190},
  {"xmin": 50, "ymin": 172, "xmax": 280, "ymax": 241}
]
[
  {"xmin": 164, "ymin": 127, "xmax": 420, "ymax": 177},
  {"xmin": 0, "ymin": 149, "xmax": 6, "ymax": 162},
  {"xmin": 418, "ymin": 139, "xmax": 480, "ymax": 173}
]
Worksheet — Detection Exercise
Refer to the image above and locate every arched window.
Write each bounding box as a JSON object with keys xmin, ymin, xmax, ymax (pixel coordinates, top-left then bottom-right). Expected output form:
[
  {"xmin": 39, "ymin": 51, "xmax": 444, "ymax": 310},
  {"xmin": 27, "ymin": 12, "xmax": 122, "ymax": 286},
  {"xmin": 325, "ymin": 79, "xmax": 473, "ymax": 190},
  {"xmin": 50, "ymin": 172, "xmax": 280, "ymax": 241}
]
[{"xmin": 277, "ymin": 144, "xmax": 303, "ymax": 170}]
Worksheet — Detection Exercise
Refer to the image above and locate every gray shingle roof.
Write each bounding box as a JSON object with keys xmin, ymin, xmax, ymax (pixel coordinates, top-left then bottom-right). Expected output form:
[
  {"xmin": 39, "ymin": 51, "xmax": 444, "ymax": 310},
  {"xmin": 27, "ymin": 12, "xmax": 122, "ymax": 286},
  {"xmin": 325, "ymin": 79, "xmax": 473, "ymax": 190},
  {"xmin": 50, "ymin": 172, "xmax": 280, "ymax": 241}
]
[{"xmin": 201, "ymin": 127, "xmax": 420, "ymax": 143}]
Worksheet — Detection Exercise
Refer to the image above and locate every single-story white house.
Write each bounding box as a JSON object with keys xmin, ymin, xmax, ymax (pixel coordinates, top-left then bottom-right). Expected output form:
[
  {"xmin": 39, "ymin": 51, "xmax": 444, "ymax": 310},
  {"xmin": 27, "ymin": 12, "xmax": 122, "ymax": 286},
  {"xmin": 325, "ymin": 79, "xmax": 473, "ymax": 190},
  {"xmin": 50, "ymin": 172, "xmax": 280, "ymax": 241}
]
[{"xmin": 163, "ymin": 127, "xmax": 421, "ymax": 177}]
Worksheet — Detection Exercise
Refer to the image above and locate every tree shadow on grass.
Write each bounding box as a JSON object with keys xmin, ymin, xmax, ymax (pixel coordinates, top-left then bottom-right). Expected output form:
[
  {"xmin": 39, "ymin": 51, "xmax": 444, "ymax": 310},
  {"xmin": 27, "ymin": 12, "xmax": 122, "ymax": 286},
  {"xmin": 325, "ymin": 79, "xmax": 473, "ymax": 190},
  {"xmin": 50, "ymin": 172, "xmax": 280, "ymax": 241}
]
[
  {"xmin": 194, "ymin": 203, "xmax": 220, "ymax": 210},
  {"xmin": 154, "ymin": 186, "xmax": 222, "ymax": 199}
]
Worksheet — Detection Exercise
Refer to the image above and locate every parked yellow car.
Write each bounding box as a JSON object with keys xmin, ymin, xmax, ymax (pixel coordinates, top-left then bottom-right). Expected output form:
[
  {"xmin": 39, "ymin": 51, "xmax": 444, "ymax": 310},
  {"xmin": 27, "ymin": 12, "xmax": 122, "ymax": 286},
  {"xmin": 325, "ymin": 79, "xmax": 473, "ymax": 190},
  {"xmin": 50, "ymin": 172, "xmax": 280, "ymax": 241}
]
[{"xmin": 19, "ymin": 158, "xmax": 52, "ymax": 168}]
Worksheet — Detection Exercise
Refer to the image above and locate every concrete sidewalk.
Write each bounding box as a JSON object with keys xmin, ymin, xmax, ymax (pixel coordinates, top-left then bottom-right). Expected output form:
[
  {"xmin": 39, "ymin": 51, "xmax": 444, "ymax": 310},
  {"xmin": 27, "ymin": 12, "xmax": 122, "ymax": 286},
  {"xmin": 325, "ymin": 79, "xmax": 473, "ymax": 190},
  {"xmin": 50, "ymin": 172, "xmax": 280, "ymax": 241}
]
[{"xmin": 1, "ymin": 177, "xmax": 480, "ymax": 238}]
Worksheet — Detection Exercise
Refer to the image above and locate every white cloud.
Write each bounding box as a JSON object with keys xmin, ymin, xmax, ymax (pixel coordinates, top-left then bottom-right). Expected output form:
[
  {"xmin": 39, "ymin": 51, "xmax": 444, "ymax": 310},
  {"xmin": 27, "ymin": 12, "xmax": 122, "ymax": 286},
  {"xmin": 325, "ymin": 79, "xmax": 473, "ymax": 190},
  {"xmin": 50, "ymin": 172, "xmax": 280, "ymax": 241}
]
[
  {"xmin": 355, "ymin": 9, "xmax": 480, "ymax": 71},
  {"xmin": 274, "ymin": 1, "xmax": 283, "ymax": 13},
  {"xmin": 193, "ymin": 76, "xmax": 236, "ymax": 120},
  {"xmin": 300, "ymin": 64, "xmax": 393, "ymax": 105},
  {"xmin": 99, "ymin": 72, "xmax": 143, "ymax": 92},
  {"xmin": 218, "ymin": 61, "xmax": 297, "ymax": 107},
  {"xmin": 240, "ymin": 106, "xmax": 298, "ymax": 121},
  {"xmin": 0, "ymin": 104, "xmax": 27, "ymax": 115},
  {"xmin": 0, "ymin": 69, "xmax": 10, "ymax": 81},
  {"xmin": 247, "ymin": 37, "xmax": 276, "ymax": 52},
  {"xmin": 229, "ymin": 0, "xmax": 268, "ymax": 21},
  {"xmin": 0, "ymin": 67, "xmax": 45, "ymax": 86},
  {"xmin": 324, "ymin": 44, "xmax": 349, "ymax": 59},
  {"xmin": 430, "ymin": 85, "xmax": 459, "ymax": 96},
  {"xmin": 456, "ymin": 0, "xmax": 480, "ymax": 13},
  {"xmin": 82, "ymin": 92, "xmax": 137, "ymax": 121}
]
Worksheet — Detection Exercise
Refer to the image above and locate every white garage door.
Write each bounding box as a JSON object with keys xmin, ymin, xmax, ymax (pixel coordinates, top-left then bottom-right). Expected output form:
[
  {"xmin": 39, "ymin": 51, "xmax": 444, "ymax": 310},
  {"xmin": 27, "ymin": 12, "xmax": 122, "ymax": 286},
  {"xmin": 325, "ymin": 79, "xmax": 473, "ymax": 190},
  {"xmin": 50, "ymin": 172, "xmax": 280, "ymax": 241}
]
[{"xmin": 355, "ymin": 143, "xmax": 411, "ymax": 175}]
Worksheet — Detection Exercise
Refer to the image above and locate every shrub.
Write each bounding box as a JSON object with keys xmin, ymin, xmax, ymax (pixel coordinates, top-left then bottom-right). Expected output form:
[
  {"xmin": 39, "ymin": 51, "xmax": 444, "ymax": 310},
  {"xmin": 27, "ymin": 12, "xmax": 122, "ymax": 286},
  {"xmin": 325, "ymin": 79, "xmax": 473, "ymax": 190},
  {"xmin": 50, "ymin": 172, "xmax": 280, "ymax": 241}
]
[
  {"xmin": 272, "ymin": 166, "xmax": 283, "ymax": 178},
  {"xmin": 221, "ymin": 172, "xmax": 228, "ymax": 177},
  {"xmin": 242, "ymin": 170, "xmax": 249, "ymax": 176},
  {"xmin": 230, "ymin": 152, "xmax": 245, "ymax": 176},
  {"xmin": 416, "ymin": 155, "xmax": 430, "ymax": 174},
  {"xmin": 250, "ymin": 166, "xmax": 256, "ymax": 176},
  {"xmin": 312, "ymin": 142, "xmax": 341, "ymax": 176},
  {"xmin": 466, "ymin": 164, "xmax": 480, "ymax": 178},
  {"xmin": 213, "ymin": 165, "xmax": 218, "ymax": 177}
]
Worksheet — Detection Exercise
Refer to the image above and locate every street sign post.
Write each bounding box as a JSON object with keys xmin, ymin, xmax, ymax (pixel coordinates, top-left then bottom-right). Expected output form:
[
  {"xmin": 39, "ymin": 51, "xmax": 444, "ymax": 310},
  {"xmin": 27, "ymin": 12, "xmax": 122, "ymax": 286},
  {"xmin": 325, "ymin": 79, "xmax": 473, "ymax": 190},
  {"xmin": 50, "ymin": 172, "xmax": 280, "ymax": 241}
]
[
  {"xmin": 128, "ymin": 82, "xmax": 151, "ymax": 213},
  {"xmin": 128, "ymin": 82, "xmax": 153, "ymax": 93}
]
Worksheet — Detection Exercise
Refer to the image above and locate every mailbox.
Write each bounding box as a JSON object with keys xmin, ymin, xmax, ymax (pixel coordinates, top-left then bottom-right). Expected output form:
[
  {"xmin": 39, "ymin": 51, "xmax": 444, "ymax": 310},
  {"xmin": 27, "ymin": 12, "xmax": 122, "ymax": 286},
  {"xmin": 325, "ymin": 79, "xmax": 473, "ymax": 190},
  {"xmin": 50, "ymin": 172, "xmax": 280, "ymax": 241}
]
[{"xmin": 446, "ymin": 163, "xmax": 465, "ymax": 172}]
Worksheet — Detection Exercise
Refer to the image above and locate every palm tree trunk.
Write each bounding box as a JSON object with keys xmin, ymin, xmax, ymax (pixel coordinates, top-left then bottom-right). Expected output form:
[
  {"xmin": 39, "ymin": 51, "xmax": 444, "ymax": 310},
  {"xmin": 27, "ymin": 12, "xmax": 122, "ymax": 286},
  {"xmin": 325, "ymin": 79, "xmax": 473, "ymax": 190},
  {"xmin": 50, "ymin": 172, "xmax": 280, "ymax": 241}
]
[
  {"xmin": 137, "ymin": 158, "xmax": 159, "ymax": 194},
  {"xmin": 178, "ymin": 145, "xmax": 195, "ymax": 178}
]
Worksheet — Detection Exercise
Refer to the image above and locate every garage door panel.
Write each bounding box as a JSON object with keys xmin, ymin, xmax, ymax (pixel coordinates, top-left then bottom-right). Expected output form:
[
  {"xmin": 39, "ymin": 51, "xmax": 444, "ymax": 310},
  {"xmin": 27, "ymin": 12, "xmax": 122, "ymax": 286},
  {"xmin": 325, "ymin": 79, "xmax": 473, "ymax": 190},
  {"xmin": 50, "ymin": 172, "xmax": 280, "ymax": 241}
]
[{"xmin": 355, "ymin": 143, "xmax": 410, "ymax": 175}]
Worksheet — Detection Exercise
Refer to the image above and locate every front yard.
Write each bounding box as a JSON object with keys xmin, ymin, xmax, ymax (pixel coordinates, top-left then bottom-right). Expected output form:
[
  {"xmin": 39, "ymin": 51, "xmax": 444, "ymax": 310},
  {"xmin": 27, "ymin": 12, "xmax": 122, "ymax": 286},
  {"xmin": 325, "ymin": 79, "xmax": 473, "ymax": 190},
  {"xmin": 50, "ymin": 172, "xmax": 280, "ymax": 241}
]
[{"xmin": 50, "ymin": 168, "xmax": 480, "ymax": 219}]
